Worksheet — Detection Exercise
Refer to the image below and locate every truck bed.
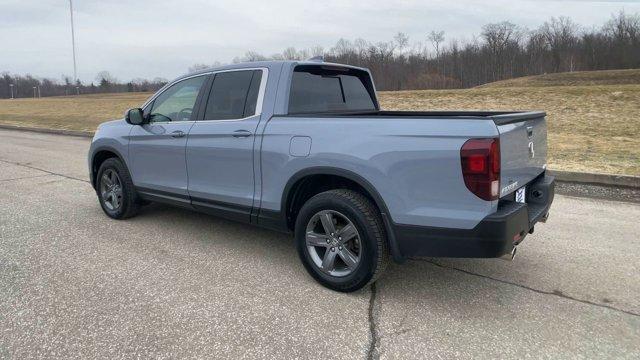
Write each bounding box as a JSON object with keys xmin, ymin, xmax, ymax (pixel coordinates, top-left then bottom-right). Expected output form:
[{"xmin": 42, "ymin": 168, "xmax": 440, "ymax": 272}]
[
  {"xmin": 285, "ymin": 110, "xmax": 546, "ymax": 125},
  {"xmin": 282, "ymin": 109, "xmax": 547, "ymax": 198}
]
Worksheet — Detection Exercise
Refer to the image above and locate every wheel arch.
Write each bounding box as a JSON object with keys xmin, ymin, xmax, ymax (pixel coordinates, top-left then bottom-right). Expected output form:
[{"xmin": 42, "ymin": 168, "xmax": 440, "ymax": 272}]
[
  {"xmin": 90, "ymin": 146, "xmax": 127, "ymax": 189},
  {"xmin": 280, "ymin": 166, "xmax": 404, "ymax": 263}
]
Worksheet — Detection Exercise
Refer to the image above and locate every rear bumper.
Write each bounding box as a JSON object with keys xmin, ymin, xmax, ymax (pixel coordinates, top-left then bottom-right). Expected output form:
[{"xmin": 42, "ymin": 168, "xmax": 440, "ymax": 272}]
[{"xmin": 393, "ymin": 174, "xmax": 554, "ymax": 259}]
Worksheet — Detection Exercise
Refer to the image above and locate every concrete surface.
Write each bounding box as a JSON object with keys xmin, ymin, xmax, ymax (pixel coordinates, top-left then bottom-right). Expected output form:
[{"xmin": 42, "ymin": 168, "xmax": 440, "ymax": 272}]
[{"xmin": 0, "ymin": 128, "xmax": 638, "ymax": 359}]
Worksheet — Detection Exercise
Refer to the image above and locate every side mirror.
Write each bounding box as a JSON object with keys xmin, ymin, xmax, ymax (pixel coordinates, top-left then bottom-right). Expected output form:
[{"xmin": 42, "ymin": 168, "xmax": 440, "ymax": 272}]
[{"xmin": 125, "ymin": 108, "xmax": 145, "ymax": 125}]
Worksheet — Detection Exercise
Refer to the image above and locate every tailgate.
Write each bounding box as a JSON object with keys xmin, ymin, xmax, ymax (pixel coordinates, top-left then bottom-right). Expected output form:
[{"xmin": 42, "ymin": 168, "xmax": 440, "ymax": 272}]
[{"xmin": 493, "ymin": 112, "xmax": 547, "ymax": 197}]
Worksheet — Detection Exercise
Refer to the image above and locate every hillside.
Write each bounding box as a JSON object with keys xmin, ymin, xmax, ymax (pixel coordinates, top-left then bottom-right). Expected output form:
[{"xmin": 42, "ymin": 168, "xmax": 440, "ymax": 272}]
[{"xmin": 477, "ymin": 69, "xmax": 640, "ymax": 88}]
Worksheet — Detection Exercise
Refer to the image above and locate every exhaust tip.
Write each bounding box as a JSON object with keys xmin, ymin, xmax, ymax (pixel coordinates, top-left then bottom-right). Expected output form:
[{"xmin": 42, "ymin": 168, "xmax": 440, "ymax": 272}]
[
  {"xmin": 499, "ymin": 246, "xmax": 517, "ymax": 261},
  {"xmin": 541, "ymin": 212, "xmax": 550, "ymax": 223}
]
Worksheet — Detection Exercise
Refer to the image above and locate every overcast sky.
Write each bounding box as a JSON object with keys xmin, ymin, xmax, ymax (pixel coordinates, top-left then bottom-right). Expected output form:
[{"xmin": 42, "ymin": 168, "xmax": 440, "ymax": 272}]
[{"xmin": 1, "ymin": 0, "xmax": 639, "ymax": 83}]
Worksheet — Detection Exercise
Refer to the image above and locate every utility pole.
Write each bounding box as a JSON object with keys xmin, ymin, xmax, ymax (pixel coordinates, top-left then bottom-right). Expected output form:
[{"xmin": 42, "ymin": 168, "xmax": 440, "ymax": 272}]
[
  {"xmin": 9, "ymin": 84, "xmax": 14, "ymax": 99},
  {"xmin": 37, "ymin": 85, "xmax": 41, "ymax": 98},
  {"xmin": 69, "ymin": 0, "xmax": 78, "ymax": 83}
]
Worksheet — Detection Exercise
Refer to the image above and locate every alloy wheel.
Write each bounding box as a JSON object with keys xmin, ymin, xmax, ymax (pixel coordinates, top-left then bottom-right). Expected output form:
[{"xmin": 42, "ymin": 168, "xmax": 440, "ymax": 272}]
[
  {"xmin": 100, "ymin": 169, "xmax": 123, "ymax": 211},
  {"xmin": 305, "ymin": 210, "xmax": 362, "ymax": 277}
]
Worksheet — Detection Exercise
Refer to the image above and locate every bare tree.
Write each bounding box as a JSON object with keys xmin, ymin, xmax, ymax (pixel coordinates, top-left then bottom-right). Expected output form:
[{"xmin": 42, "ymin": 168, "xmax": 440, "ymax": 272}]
[
  {"xmin": 428, "ymin": 30, "xmax": 445, "ymax": 58},
  {"xmin": 539, "ymin": 17, "xmax": 579, "ymax": 72},
  {"xmin": 354, "ymin": 38, "xmax": 369, "ymax": 57},
  {"xmin": 95, "ymin": 71, "xmax": 116, "ymax": 83},
  {"xmin": 243, "ymin": 51, "xmax": 268, "ymax": 62},
  {"xmin": 603, "ymin": 11, "xmax": 640, "ymax": 68},
  {"xmin": 333, "ymin": 38, "xmax": 353, "ymax": 58},
  {"xmin": 394, "ymin": 32, "xmax": 409, "ymax": 54},
  {"xmin": 481, "ymin": 21, "xmax": 523, "ymax": 80},
  {"xmin": 188, "ymin": 63, "xmax": 209, "ymax": 73},
  {"xmin": 282, "ymin": 47, "xmax": 299, "ymax": 60},
  {"xmin": 297, "ymin": 48, "xmax": 310, "ymax": 60},
  {"xmin": 269, "ymin": 53, "xmax": 285, "ymax": 60},
  {"xmin": 310, "ymin": 46, "xmax": 325, "ymax": 57},
  {"xmin": 428, "ymin": 31, "xmax": 446, "ymax": 86},
  {"xmin": 604, "ymin": 10, "xmax": 640, "ymax": 42},
  {"xmin": 482, "ymin": 21, "xmax": 521, "ymax": 52},
  {"xmin": 96, "ymin": 71, "xmax": 117, "ymax": 90}
]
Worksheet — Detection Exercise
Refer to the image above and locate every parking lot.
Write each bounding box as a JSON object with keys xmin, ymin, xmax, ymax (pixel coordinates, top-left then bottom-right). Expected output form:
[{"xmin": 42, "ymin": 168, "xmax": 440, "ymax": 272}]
[{"xmin": 1, "ymin": 128, "xmax": 639, "ymax": 359}]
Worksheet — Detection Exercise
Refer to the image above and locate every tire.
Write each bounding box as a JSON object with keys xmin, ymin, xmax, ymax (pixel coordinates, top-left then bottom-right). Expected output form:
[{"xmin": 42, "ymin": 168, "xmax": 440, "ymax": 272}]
[
  {"xmin": 96, "ymin": 157, "xmax": 140, "ymax": 219},
  {"xmin": 295, "ymin": 189, "xmax": 389, "ymax": 292}
]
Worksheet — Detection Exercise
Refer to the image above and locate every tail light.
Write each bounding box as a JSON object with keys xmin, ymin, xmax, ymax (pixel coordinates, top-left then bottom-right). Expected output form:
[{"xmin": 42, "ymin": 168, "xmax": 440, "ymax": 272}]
[{"xmin": 460, "ymin": 138, "xmax": 500, "ymax": 201}]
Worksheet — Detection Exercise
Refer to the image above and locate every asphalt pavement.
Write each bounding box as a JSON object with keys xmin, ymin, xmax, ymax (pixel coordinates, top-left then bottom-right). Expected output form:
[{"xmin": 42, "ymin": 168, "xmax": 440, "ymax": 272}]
[{"xmin": 1, "ymin": 128, "xmax": 638, "ymax": 359}]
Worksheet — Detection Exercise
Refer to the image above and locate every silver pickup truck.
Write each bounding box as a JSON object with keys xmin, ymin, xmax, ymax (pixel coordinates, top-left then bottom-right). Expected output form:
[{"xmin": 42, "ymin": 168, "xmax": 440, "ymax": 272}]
[{"xmin": 88, "ymin": 60, "xmax": 554, "ymax": 292}]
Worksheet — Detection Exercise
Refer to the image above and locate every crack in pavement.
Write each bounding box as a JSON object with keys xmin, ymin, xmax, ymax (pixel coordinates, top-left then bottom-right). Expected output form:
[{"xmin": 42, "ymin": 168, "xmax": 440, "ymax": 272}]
[
  {"xmin": 0, "ymin": 174, "xmax": 54, "ymax": 182},
  {"xmin": 0, "ymin": 159, "xmax": 88, "ymax": 183},
  {"xmin": 414, "ymin": 258, "xmax": 640, "ymax": 317},
  {"xmin": 366, "ymin": 282, "xmax": 380, "ymax": 360}
]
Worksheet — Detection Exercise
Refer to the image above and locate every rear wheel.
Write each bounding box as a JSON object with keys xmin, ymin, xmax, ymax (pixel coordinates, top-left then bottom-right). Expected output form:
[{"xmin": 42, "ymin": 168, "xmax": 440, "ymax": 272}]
[
  {"xmin": 295, "ymin": 189, "xmax": 388, "ymax": 292},
  {"xmin": 96, "ymin": 158, "xmax": 140, "ymax": 219}
]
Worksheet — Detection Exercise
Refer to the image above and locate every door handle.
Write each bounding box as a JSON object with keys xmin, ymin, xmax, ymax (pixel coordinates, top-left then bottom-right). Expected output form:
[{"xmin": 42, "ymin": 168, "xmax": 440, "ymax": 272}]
[
  {"xmin": 171, "ymin": 130, "xmax": 185, "ymax": 138},
  {"xmin": 232, "ymin": 130, "xmax": 252, "ymax": 138}
]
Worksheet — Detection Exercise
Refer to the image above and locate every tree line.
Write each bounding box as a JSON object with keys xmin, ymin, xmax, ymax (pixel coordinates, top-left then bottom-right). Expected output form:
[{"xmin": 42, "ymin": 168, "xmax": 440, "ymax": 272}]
[
  {"xmin": 1, "ymin": 11, "xmax": 638, "ymax": 98},
  {"xmin": 228, "ymin": 11, "xmax": 639, "ymax": 90},
  {"xmin": 0, "ymin": 71, "xmax": 167, "ymax": 99}
]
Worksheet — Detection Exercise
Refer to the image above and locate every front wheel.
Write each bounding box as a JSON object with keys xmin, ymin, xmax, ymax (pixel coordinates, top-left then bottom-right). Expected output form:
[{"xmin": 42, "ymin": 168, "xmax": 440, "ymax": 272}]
[
  {"xmin": 295, "ymin": 189, "xmax": 389, "ymax": 292},
  {"xmin": 96, "ymin": 158, "xmax": 140, "ymax": 219}
]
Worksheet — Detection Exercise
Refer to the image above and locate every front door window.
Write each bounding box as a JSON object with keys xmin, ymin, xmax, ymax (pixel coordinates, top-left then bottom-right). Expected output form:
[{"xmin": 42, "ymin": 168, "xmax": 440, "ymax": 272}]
[{"xmin": 149, "ymin": 76, "xmax": 206, "ymax": 122}]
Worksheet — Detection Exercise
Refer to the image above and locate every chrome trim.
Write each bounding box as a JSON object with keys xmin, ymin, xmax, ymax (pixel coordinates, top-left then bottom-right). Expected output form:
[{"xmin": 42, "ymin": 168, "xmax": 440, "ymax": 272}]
[
  {"xmin": 200, "ymin": 68, "xmax": 269, "ymax": 122},
  {"xmin": 147, "ymin": 121, "xmax": 196, "ymax": 125},
  {"xmin": 254, "ymin": 68, "xmax": 268, "ymax": 116},
  {"xmin": 196, "ymin": 115, "xmax": 260, "ymax": 123}
]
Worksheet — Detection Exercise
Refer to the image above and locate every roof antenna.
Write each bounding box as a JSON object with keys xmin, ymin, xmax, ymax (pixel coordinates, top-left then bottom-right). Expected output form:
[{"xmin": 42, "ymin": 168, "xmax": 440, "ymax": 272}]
[{"xmin": 307, "ymin": 55, "xmax": 324, "ymax": 62}]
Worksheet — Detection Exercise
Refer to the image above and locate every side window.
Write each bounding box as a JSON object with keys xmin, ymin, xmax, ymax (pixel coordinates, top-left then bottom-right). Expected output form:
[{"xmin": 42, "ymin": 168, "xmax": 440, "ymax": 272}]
[
  {"xmin": 204, "ymin": 70, "xmax": 262, "ymax": 120},
  {"xmin": 149, "ymin": 76, "xmax": 205, "ymax": 122}
]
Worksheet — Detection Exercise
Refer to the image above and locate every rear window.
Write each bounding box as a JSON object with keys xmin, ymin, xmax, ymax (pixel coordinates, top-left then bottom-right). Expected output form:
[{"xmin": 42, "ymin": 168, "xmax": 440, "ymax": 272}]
[{"xmin": 288, "ymin": 65, "xmax": 377, "ymax": 114}]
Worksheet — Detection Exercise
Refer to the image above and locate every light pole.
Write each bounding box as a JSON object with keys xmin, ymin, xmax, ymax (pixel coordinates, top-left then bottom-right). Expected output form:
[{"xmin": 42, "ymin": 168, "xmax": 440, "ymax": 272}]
[
  {"xmin": 69, "ymin": 0, "xmax": 78, "ymax": 83},
  {"xmin": 9, "ymin": 84, "xmax": 14, "ymax": 99},
  {"xmin": 33, "ymin": 86, "xmax": 37, "ymax": 98}
]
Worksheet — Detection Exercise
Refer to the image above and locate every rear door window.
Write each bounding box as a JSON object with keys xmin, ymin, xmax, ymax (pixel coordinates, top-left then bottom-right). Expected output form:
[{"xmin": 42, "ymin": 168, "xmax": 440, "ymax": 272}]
[
  {"xmin": 203, "ymin": 70, "xmax": 262, "ymax": 120},
  {"xmin": 288, "ymin": 66, "xmax": 376, "ymax": 114}
]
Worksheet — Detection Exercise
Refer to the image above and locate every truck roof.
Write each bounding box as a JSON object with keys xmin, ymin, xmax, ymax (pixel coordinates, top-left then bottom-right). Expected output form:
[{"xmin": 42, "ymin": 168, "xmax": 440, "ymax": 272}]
[{"xmin": 177, "ymin": 60, "xmax": 369, "ymax": 82}]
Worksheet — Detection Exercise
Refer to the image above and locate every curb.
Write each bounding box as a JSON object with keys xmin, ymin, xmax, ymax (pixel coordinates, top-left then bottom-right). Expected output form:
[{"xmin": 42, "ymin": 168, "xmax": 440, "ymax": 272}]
[
  {"xmin": 548, "ymin": 170, "xmax": 639, "ymax": 188},
  {"xmin": 1, "ymin": 124, "xmax": 638, "ymax": 189},
  {"xmin": 0, "ymin": 124, "xmax": 94, "ymax": 138}
]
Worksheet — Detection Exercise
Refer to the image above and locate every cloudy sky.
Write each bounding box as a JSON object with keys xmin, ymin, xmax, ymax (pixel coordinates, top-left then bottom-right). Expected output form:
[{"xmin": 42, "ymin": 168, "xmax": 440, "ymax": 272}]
[{"xmin": 1, "ymin": 0, "xmax": 639, "ymax": 83}]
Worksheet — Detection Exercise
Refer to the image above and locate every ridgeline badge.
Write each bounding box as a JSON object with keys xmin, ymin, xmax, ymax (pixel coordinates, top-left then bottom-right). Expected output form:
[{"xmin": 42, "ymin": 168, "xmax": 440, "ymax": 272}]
[{"xmin": 501, "ymin": 181, "xmax": 519, "ymax": 196}]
